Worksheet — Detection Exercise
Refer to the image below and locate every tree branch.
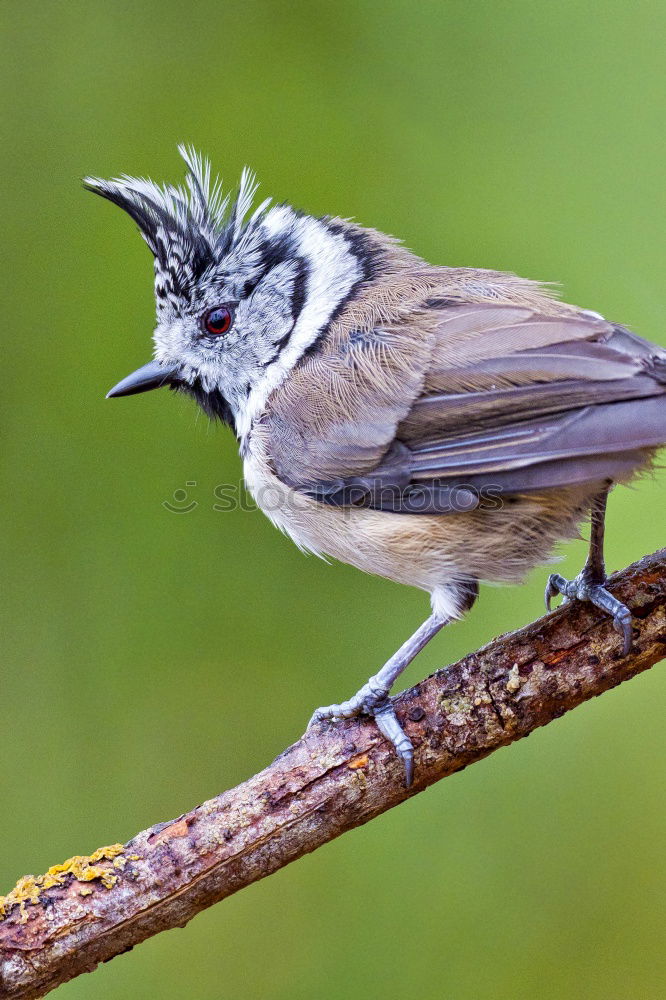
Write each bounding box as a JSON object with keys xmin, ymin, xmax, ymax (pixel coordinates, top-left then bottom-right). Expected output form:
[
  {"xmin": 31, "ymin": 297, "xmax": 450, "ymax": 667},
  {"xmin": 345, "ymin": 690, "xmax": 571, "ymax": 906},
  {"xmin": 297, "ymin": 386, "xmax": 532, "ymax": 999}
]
[{"xmin": 1, "ymin": 549, "xmax": 665, "ymax": 1000}]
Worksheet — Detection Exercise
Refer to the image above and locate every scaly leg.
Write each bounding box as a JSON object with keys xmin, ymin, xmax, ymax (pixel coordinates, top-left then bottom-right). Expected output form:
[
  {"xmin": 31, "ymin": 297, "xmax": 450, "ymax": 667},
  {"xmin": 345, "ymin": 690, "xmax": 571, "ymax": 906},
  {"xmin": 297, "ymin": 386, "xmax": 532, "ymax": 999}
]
[
  {"xmin": 308, "ymin": 612, "xmax": 450, "ymax": 788},
  {"xmin": 545, "ymin": 483, "xmax": 632, "ymax": 655}
]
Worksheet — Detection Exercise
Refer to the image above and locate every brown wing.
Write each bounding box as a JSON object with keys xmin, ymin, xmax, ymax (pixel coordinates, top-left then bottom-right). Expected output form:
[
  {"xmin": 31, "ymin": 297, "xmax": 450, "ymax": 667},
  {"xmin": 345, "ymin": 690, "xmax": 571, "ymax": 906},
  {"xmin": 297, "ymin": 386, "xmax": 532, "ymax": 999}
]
[{"xmin": 263, "ymin": 302, "xmax": 666, "ymax": 513}]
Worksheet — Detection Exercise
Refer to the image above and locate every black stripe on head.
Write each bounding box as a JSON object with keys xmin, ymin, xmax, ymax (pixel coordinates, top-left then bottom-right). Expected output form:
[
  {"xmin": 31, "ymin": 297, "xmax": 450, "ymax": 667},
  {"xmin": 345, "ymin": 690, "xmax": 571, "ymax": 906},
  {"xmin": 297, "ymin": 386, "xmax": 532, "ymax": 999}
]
[
  {"xmin": 289, "ymin": 256, "xmax": 309, "ymax": 323},
  {"xmin": 245, "ymin": 228, "xmax": 312, "ymax": 368},
  {"xmin": 258, "ymin": 255, "xmax": 310, "ymax": 369},
  {"xmin": 249, "ymin": 231, "xmax": 303, "ymax": 301},
  {"xmin": 298, "ymin": 219, "xmax": 385, "ymax": 362},
  {"xmin": 324, "ymin": 219, "xmax": 385, "ymax": 283},
  {"xmin": 255, "ymin": 233, "xmax": 294, "ymax": 274}
]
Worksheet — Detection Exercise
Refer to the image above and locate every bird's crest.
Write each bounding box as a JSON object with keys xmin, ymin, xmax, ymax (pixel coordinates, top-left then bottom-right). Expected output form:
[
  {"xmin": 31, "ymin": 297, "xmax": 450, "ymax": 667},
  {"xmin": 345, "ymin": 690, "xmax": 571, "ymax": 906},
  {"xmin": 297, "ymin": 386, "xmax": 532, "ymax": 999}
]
[{"xmin": 84, "ymin": 146, "xmax": 271, "ymax": 309}]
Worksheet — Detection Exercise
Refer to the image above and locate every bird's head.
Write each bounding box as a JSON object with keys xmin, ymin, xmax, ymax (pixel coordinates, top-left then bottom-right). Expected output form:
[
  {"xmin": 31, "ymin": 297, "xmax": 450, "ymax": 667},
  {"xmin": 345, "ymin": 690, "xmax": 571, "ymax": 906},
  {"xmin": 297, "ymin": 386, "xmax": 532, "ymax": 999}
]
[{"xmin": 85, "ymin": 146, "xmax": 383, "ymax": 438}]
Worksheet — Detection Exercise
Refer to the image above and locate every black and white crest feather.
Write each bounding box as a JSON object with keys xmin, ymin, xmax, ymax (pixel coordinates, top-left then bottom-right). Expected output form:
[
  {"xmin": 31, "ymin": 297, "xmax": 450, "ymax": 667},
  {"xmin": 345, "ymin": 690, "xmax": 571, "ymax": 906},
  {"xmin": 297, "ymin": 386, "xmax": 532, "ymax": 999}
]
[{"xmin": 84, "ymin": 146, "xmax": 272, "ymax": 313}]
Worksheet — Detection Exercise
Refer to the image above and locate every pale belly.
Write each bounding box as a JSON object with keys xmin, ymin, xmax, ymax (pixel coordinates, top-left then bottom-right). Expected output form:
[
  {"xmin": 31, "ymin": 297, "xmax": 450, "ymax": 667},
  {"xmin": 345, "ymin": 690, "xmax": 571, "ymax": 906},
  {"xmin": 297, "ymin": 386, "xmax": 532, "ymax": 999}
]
[{"xmin": 243, "ymin": 442, "xmax": 598, "ymax": 610}]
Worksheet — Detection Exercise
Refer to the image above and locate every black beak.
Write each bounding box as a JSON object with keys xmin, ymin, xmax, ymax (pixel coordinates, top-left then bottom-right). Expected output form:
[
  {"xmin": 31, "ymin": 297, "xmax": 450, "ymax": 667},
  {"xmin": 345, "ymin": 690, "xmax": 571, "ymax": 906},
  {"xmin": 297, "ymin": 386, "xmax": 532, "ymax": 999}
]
[{"xmin": 106, "ymin": 360, "xmax": 180, "ymax": 398}]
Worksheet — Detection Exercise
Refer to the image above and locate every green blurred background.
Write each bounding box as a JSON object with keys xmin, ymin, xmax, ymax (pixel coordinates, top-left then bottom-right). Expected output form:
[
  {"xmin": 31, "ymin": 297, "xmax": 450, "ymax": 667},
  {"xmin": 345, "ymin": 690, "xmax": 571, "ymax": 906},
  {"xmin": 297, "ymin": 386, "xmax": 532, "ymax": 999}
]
[{"xmin": 2, "ymin": 1, "xmax": 665, "ymax": 997}]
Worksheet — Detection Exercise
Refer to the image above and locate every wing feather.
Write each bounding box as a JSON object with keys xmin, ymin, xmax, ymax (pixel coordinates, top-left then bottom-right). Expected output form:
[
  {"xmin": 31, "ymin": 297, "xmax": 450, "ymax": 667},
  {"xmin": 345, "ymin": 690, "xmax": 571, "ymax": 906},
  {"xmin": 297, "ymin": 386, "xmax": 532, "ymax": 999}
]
[{"xmin": 263, "ymin": 299, "xmax": 666, "ymax": 512}]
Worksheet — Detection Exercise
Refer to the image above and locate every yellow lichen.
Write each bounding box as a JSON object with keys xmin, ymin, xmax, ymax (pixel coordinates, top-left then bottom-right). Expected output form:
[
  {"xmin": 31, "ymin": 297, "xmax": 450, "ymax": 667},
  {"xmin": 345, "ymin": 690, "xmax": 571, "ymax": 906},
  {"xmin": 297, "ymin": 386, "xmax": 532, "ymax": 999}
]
[{"xmin": 0, "ymin": 844, "xmax": 125, "ymax": 921}]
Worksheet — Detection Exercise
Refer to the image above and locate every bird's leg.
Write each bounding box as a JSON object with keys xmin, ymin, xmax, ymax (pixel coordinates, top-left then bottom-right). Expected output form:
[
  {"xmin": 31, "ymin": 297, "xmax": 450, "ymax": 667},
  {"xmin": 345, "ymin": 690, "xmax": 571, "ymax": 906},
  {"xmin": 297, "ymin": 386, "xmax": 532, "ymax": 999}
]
[
  {"xmin": 307, "ymin": 612, "xmax": 449, "ymax": 788},
  {"xmin": 545, "ymin": 483, "xmax": 632, "ymax": 655}
]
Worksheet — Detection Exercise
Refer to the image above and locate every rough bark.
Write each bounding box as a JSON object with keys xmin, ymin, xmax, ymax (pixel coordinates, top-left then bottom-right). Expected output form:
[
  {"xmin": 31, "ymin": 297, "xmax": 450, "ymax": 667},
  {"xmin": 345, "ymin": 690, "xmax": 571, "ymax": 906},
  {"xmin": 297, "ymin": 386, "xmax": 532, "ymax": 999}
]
[{"xmin": 1, "ymin": 549, "xmax": 665, "ymax": 1000}]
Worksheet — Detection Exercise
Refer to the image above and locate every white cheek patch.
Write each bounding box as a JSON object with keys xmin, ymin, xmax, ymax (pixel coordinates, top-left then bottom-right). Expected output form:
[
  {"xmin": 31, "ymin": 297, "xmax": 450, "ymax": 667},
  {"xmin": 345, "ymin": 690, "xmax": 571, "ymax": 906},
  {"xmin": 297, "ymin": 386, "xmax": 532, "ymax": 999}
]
[
  {"xmin": 152, "ymin": 320, "xmax": 217, "ymax": 392},
  {"xmin": 235, "ymin": 211, "xmax": 362, "ymax": 441},
  {"xmin": 153, "ymin": 320, "xmax": 186, "ymax": 370}
]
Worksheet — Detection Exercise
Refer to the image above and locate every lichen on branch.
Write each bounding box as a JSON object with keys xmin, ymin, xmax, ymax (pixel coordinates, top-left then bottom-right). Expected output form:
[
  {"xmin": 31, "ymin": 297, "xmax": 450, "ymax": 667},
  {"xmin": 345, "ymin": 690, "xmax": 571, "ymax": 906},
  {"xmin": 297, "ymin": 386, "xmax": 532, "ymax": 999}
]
[{"xmin": 0, "ymin": 845, "xmax": 141, "ymax": 923}]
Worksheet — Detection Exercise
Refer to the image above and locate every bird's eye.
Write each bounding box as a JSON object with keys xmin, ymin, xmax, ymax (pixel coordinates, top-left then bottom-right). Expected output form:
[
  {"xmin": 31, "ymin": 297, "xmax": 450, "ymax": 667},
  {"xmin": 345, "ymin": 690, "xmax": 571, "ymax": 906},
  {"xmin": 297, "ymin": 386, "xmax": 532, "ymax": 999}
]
[{"xmin": 202, "ymin": 306, "xmax": 233, "ymax": 336}]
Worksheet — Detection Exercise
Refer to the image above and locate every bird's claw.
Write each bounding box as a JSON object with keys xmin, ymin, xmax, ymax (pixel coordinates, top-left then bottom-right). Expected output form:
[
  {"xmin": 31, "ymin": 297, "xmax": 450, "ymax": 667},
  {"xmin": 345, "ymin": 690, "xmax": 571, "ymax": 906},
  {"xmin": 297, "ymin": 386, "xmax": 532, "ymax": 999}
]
[
  {"xmin": 308, "ymin": 690, "xmax": 414, "ymax": 788},
  {"xmin": 544, "ymin": 576, "xmax": 559, "ymax": 612},
  {"xmin": 545, "ymin": 571, "xmax": 632, "ymax": 656},
  {"xmin": 372, "ymin": 697, "xmax": 414, "ymax": 788}
]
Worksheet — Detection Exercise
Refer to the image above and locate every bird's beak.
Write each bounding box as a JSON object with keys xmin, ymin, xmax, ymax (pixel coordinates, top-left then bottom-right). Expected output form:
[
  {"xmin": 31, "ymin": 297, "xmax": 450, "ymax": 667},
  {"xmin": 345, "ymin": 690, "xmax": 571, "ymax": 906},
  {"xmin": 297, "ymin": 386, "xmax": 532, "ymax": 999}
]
[{"xmin": 106, "ymin": 360, "xmax": 180, "ymax": 398}]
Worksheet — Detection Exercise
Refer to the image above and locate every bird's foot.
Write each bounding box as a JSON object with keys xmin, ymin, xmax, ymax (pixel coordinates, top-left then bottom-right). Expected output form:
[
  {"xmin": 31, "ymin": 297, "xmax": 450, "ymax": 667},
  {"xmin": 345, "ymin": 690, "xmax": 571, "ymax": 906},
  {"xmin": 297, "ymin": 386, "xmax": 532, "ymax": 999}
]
[
  {"xmin": 545, "ymin": 570, "xmax": 632, "ymax": 656},
  {"xmin": 308, "ymin": 680, "xmax": 414, "ymax": 788}
]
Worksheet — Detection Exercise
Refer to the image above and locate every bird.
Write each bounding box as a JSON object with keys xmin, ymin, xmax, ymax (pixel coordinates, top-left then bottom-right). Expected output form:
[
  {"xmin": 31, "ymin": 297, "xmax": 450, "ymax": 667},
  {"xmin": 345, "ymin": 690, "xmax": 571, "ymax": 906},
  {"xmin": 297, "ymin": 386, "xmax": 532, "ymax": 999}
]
[{"xmin": 85, "ymin": 146, "xmax": 666, "ymax": 787}]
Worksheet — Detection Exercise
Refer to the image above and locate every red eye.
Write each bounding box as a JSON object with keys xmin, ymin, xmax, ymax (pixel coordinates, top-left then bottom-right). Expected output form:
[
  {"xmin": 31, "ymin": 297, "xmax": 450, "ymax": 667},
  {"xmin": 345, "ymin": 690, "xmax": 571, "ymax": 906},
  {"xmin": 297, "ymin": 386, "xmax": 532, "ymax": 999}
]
[{"xmin": 203, "ymin": 306, "xmax": 233, "ymax": 336}]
